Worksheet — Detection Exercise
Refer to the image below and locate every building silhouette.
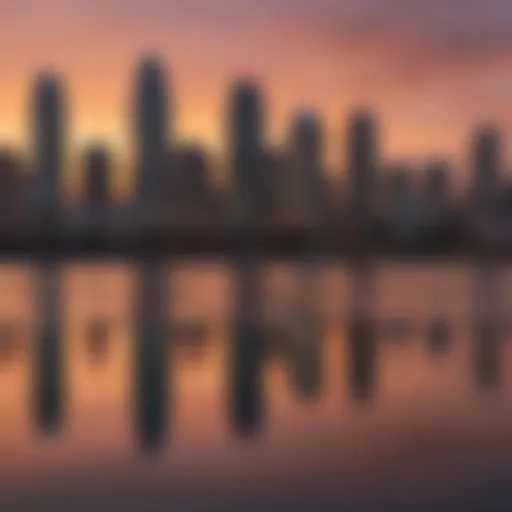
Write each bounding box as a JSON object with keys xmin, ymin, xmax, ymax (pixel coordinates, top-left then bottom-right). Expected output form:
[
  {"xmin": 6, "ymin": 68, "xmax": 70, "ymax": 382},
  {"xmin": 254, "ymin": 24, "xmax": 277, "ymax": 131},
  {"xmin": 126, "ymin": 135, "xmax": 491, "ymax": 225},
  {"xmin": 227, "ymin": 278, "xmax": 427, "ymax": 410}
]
[
  {"xmin": 472, "ymin": 125, "xmax": 501, "ymax": 216},
  {"xmin": 260, "ymin": 147, "xmax": 286, "ymax": 228},
  {"xmin": 424, "ymin": 161, "xmax": 449, "ymax": 216},
  {"xmin": 0, "ymin": 55, "xmax": 511, "ymax": 253},
  {"xmin": 347, "ymin": 109, "xmax": 377, "ymax": 238},
  {"xmin": 32, "ymin": 72, "xmax": 65, "ymax": 230},
  {"xmin": 287, "ymin": 109, "xmax": 326, "ymax": 227},
  {"xmin": 229, "ymin": 79, "xmax": 266, "ymax": 225},
  {"xmin": 383, "ymin": 165, "xmax": 419, "ymax": 243},
  {"xmin": 0, "ymin": 149, "xmax": 28, "ymax": 235},
  {"xmin": 169, "ymin": 145, "xmax": 217, "ymax": 228},
  {"xmin": 133, "ymin": 55, "xmax": 170, "ymax": 220}
]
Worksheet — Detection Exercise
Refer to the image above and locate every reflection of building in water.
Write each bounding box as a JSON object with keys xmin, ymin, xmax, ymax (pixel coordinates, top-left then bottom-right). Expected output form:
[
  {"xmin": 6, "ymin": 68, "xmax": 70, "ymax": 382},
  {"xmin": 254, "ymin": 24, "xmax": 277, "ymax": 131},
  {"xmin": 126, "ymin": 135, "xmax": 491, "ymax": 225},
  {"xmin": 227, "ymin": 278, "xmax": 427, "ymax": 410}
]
[
  {"xmin": 85, "ymin": 318, "xmax": 111, "ymax": 367},
  {"xmin": 287, "ymin": 314, "xmax": 321, "ymax": 399},
  {"xmin": 286, "ymin": 260, "xmax": 322, "ymax": 399},
  {"xmin": 348, "ymin": 315, "xmax": 376, "ymax": 401},
  {"xmin": 347, "ymin": 264, "xmax": 377, "ymax": 401},
  {"xmin": 229, "ymin": 258, "xmax": 265, "ymax": 435},
  {"xmin": 473, "ymin": 264, "xmax": 501, "ymax": 390},
  {"xmin": 133, "ymin": 261, "xmax": 169, "ymax": 452},
  {"xmin": 33, "ymin": 262, "xmax": 63, "ymax": 435}
]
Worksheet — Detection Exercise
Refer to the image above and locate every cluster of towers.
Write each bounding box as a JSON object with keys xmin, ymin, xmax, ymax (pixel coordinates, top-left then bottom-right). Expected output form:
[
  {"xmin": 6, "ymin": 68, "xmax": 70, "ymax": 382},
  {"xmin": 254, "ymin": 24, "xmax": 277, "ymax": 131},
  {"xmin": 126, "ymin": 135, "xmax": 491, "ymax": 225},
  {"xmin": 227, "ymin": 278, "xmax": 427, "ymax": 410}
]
[{"xmin": 0, "ymin": 53, "xmax": 508, "ymax": 249}]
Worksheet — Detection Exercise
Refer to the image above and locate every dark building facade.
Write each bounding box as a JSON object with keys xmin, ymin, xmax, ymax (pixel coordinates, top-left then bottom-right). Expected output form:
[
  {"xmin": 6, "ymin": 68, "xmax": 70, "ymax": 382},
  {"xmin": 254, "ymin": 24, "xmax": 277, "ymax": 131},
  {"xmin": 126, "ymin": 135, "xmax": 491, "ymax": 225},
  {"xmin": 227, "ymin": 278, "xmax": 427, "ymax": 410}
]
[{"xmin": 32, "ymin": 72, "xmax": 65, "ymax": 228}]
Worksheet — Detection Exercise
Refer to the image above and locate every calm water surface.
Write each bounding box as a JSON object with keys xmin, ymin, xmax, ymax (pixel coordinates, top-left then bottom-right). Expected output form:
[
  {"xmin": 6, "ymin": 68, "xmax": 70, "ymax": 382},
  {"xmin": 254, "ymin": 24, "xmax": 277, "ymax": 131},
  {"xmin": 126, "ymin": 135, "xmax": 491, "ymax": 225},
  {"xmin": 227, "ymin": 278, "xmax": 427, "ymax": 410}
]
[{"xmin": 1, "ymin": 259, "xmax": 512, "ymax": 511}]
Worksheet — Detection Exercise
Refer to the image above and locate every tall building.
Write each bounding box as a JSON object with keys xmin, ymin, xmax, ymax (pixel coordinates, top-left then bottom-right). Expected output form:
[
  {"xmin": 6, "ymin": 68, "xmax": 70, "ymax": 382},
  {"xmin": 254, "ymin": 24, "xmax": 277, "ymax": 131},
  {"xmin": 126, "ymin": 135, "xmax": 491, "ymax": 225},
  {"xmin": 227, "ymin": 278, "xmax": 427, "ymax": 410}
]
[
  {"xmin": 170, "ymin": 145, "xmax": 216, "ymax": 227},
  {"xmin": 84, "ymin": 145, "xmax": 110, "ymax": 214},
  {"xmin": 472, "ymin": 125, "xmax": 501, "ymax": 213},
  {"xmin": 229, "ymin": 79, "xmax": 266, "ymax": 225},
  {"xmin": 287, "ymin": 109, "xmax": 326, "ymax": 226},
  {"xmin": 133, "ymin": 54, "xmax": 170, "ymax": 214},
  {"xmin": 425, "ymin": 161, "xmax": 449, "ymax": 205},
  {"xmin": 260, "ymin": 147, "xmax": 286, "ymax": 227},
  {"xmin": 347, "ymin": 109, "xmax": 377, "ymax": 232},
  {"xmin": 384, "ymin": 164, "xmax": 418, "ymax": 240},
  {"xmin": 423, "ymin": 160, "xmax": 450, "ymax": 224},
  {"xmin": 32, "ymin": 72, "xmax": 65, "ymax": 228}
]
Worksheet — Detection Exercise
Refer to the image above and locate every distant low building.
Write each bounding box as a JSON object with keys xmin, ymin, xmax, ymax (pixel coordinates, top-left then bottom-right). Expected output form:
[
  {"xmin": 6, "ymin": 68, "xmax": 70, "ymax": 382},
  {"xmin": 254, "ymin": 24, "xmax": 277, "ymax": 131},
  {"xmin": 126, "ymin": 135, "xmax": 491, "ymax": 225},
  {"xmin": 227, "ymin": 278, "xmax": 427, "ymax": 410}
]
[{"xmin": 0, "ymin": 149, "xmax": 30, "ymax": 236}]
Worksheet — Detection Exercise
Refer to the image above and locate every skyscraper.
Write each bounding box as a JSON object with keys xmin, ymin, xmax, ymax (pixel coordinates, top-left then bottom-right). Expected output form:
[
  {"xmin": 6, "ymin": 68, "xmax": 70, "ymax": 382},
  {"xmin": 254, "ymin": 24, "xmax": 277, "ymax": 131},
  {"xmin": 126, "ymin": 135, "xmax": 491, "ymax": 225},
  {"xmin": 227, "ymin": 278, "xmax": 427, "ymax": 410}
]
[
  {"xmin": 384, "ymin": 165, "xmax": 417, "ymax": 241},
  {"xmin": 229, "ymin": 79, "xmax": 266, "ymax": 225},
  {"xmin": 423, "ymin": 160, "xmax": 450, "ymax": 226},
  {"xmin": 32, "ymin": 71, "xmax": 65, "ymax": 229},
  {"xmin": 425, "ymin": 160, "xmax": 449, "ymax": 206},
  {"xmin": 347, "ymin": 109, "xmax": 377, "ymax": 234},
  {"xmin": 472, "ymin": 125, "xmax": 501, "ymax": 214},
  {"xmin": 288, "ymin": 109, "xmax": 325, "ymax": 226},
  {"xmin": 133, "ymin": 54, "xmax": 170, "ymax": 216},
  {"xmin": 170, "ymin": 144, "xmax": 216, "ymax": 227}
]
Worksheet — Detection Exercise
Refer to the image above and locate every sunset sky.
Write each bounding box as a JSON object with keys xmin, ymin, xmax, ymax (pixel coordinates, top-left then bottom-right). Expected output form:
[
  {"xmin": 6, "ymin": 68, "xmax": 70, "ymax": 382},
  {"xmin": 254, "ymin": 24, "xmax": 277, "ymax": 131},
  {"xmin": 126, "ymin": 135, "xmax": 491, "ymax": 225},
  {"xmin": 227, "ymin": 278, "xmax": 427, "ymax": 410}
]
[{"xmin": 1, "ymin": 0, "xmax": 512, "ymax": 179}]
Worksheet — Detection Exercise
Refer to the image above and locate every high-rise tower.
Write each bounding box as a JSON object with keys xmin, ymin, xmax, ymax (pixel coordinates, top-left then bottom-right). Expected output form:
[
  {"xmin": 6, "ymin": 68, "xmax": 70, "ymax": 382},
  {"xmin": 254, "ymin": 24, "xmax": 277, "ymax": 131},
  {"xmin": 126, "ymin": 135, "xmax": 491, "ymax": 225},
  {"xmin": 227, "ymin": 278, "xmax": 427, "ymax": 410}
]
[
  {"xmin": 347, "ymin": 109, "xmax": 377, "ymax": 233},
  {"xmin": 472, "ymin": 125, "xmax": 500, "ymax": 213},
  {"xmin": 32, "ymin": 71, "xmax": 65, "ymax": 228},
  {"xmin": 288, "ymin": 109, "xmax": 325, "ymax": 225},
  {"xmin": 229, "ymin": 79, "xmax": 265, "ymax": 225},
  {"xmin": 133, "ymin": 54, "xmax": 170, "ymax": 214}
]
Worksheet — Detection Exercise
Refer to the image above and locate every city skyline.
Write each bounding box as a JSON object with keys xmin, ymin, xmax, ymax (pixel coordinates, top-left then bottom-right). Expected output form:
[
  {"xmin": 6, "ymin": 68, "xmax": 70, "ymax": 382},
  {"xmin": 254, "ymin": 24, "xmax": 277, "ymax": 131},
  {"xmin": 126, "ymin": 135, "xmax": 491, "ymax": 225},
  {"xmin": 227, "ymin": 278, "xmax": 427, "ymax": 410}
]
[
  {"xmin": 0, "ymin": 52, "xmax": 510, "ymax": 198},
  {"xmin": 0, "ymin": 52, "xmax": 510, "ymax": 257},
  {"xmin": 0, "ymin": 27, "xmax": 512, "ymax": 180}
]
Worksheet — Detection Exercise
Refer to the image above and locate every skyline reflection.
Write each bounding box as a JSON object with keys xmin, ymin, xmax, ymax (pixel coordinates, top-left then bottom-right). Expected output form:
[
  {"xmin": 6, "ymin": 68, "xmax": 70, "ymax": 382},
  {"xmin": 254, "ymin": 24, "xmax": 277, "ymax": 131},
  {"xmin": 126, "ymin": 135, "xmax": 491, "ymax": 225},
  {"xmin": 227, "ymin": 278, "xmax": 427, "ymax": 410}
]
[
  {"xmin": 0, "ymin": 258, "xmax": 507, "ymax": 509},
  {"xmin": 4, "ymin": 258, "xmax": 507, "ymax": 448}
]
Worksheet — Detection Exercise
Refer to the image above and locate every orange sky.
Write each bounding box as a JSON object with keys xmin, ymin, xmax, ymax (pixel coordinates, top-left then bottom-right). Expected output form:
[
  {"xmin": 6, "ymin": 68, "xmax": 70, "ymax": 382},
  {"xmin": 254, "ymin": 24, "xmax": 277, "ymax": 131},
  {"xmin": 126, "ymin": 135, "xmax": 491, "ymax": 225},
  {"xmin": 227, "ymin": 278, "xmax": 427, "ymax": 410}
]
[{"xmin": 1, "ymin": 0, "xmax": 512, "ymax": 188}]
